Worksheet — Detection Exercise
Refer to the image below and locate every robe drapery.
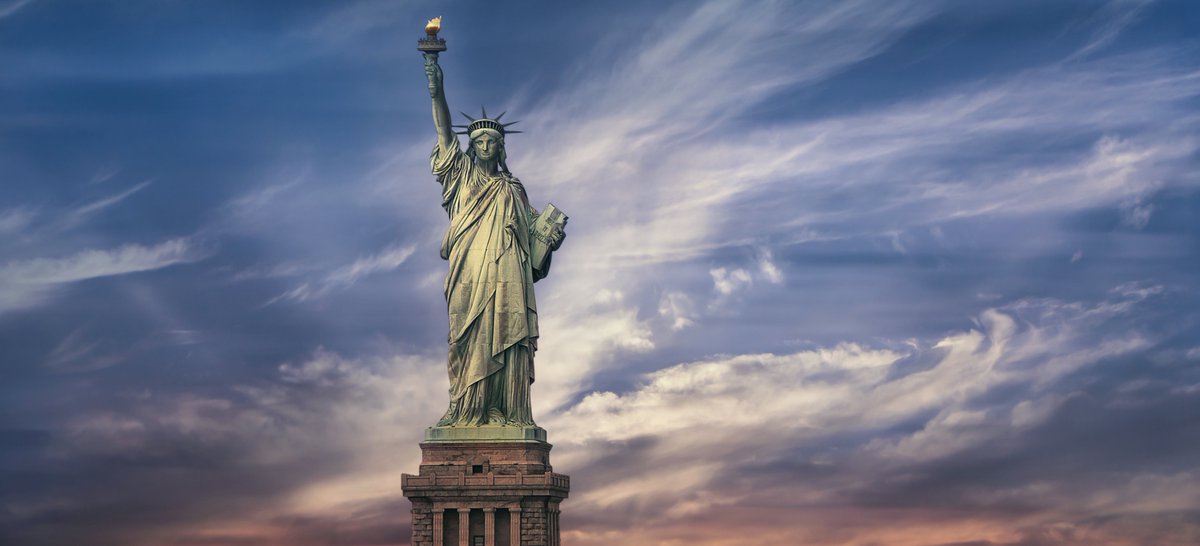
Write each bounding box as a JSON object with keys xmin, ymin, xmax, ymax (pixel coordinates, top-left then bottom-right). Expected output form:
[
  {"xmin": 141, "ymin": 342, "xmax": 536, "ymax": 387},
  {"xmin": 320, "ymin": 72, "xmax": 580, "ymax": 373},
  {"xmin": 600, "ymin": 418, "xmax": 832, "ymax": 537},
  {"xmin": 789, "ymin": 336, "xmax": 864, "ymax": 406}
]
[{"xmin": 431, "ymin": 141, "xmax": 544, "ymax": 426}]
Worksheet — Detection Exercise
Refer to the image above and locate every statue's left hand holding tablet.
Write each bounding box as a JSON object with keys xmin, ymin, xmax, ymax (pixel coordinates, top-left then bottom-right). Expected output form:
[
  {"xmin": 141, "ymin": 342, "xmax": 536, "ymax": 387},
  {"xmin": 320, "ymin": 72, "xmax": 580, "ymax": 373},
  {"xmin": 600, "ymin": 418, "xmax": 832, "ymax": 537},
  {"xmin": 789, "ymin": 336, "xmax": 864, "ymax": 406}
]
[{"xmin": 550, "ymin": 222, "xmax": 567, "ymax": 251}]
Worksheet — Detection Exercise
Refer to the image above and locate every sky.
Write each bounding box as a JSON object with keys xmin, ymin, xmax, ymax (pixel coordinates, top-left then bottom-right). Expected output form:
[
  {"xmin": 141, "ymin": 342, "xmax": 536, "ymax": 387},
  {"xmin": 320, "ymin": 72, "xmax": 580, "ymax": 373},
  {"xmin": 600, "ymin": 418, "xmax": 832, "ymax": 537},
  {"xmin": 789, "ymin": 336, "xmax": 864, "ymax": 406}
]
[{"xmin": 1, "ymin": 0, "xmax": 1199, "ymax": 545}]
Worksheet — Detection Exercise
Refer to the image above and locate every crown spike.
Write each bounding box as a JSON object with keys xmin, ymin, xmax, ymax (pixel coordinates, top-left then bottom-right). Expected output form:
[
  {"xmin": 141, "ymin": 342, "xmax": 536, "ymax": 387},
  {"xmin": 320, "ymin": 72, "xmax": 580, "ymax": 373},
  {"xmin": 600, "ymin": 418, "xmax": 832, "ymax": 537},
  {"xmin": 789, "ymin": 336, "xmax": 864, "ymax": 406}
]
[
  {"xmin": 505, "ymin": 130, "xmax": 523, "ymax": 134},
  {"xmin": 459, "ymin": 108, "xmax": 525, "ymax": 137},
  {"xmin": 501, "ymin": 120, "xmax": 520, "ymax": 127},
  {"xmin": 459, "ymin": 111, "xmax": 476, "ymax": 122}
]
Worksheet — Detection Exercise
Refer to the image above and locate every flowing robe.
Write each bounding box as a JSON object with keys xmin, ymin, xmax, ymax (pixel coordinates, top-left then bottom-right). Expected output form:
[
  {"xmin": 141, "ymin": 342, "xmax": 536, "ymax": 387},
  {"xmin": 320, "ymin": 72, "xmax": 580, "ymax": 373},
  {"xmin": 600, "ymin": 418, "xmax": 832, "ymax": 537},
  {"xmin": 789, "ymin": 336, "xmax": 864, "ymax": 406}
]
[{"xmin": 431, "ymin": 141, "xmax": 544, "ymax": 426}]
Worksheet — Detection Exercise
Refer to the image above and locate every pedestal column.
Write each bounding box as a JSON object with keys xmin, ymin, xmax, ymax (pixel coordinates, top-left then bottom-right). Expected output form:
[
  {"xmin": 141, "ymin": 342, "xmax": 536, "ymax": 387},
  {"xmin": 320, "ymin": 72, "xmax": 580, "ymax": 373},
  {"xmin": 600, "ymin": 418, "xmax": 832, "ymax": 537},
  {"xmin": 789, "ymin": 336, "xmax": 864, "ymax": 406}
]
[
  {"xmin": 433, "ymin": 509, "xmax": 444, "ymax": 546},
  {"xmin": 484, "ymin": 508, "xmax": 495, "ymax": 546},
  {"xmin": 510, "ymin": 507, "xmax": 521, "ymax": 546},
  {"xmin": 458, "ymin": 508, "xmax": 470, "ymax": 546}
]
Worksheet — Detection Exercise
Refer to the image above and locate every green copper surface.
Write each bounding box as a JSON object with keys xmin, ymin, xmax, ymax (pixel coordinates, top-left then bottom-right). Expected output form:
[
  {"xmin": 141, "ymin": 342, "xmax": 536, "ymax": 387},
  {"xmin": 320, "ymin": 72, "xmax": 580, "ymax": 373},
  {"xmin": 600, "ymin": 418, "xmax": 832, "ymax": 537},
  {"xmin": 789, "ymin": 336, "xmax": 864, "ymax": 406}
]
[
  {"xmin": 424, "ymin": 425, "xmax": 548, "ymax": 443},
  {"xmin": 421, "ymin": 35, "xmax": 566, "ymax": 429}
]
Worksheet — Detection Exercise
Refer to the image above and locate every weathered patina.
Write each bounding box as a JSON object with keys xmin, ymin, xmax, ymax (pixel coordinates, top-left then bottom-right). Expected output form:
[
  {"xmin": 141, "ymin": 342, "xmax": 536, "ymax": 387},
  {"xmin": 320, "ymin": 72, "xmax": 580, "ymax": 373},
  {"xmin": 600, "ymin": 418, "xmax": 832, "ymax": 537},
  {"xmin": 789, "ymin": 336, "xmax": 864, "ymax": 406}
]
[{"xmin": 422, "ymin": 39, "xmax": 565, "ymax": 429}]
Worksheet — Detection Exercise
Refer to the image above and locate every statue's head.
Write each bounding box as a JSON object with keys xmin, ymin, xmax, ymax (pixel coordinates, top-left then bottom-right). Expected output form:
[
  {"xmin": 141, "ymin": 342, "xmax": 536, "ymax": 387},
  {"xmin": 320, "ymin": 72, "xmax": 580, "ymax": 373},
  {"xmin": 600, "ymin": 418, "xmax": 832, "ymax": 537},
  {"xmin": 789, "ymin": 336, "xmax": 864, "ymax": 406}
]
[
  {"xmin": 457, "ymin": 109, "xmax": 521, "ymax": 173},
  {"xmin": 469, "ymin": 128, "xmax": 504, "ymax": 162}
]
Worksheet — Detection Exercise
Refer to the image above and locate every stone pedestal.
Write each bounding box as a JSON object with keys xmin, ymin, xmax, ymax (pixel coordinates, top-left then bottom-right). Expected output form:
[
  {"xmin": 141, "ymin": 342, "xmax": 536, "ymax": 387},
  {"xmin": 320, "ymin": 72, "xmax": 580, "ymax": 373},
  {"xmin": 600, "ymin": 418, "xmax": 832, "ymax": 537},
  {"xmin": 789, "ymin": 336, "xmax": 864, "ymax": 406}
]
[{"xmin": 403, "ymin": 427, "xmax": 569, "ymax": 546}]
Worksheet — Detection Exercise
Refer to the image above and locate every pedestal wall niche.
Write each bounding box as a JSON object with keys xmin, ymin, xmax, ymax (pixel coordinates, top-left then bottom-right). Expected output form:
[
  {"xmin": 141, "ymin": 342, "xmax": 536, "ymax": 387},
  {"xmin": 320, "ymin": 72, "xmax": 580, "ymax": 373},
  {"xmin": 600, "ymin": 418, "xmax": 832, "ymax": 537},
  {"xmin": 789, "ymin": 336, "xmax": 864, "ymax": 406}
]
[{"xmin": 402, "ymin": 427, "xmax": 569, "ymax": 546}]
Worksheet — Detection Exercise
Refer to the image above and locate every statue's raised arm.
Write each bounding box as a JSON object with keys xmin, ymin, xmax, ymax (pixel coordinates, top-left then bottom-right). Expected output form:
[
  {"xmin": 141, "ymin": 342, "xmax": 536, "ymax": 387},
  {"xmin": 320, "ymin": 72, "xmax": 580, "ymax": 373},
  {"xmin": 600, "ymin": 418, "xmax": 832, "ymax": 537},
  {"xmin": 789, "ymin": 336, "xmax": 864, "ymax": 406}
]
[{"xmin": 424, "ymin": 53, "xmax": 455, "ymax": 151}]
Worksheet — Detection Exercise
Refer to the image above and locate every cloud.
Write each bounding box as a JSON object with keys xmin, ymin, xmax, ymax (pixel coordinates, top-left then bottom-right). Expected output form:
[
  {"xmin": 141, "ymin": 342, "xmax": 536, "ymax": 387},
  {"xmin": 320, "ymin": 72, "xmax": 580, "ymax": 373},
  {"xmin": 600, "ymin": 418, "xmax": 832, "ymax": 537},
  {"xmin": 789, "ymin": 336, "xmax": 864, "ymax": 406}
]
[
  {"xmin": 41, "ymin": 326, "xmax": 204, "ymax": 374},
  {"xmin": 658, "ymin": 291, "xmax": 696, "ymax": 331},
  {"xmin": 1065, "ymin": 0, "xmax": 1152, "ymax": 62},
  {"xmin": 69, "ymin": 180, "xmax": 152, "ymax": 220},
  {"xmin": 42, "ymin": 328, "xmax": 126, "ymax": 373},
  {"xmin": 403, "ymin": 8, "xmax": 1200, "ymax": 523},
  {"xmin": 534, "ymin": 293, "xmax": 656, "ymax": 415},
  {"xmin": 515, "ymin": 0, "xmax": 938, "ymax": 268},
  {"xmin": 1120, "ymin": 191, "xmax": 1156, "ymax": 229},
  {"xmin": 469, "ymin": 3, "xmax": 1199, "ymax": 436},
  {"xmin": 5, "ymin": 346, "xmax": 445, "ymax": 546},
  {"xmin": 324, "ymin": 244, "xmax": 417, "ymax": 287},
  {"xmin": 553, "ymin": 342, "xmax": 903, "ymax": 444},
  {"xmin": 0, "ymin": 0, "xmax": 34, "ymax": 20},
  {"xmin": 541, "ymin": 285, "xmax": 1190, "ymax": 544},
  {"xmin": 355, "ymin": 0, "xmax": 1197, "ymax": 449},
  {"xmin": 223, "ymin": 179, "xmax": 303, "ymax": 223},
  {"xmin": 88, "ymin": 164, "xmax": 121, "ymax": 185},
  {"xmin": 0, "ymin": 238, "xmax": 206, "ymax": 313},
  {"xmin": 510, "ymin": 13, "xmax": 1199, "ymax": 280},
  {"xmin": 0, "ymin": 182, "xmax": 153, "ymax": 256},
  {"xmin": 757, "ymin": 248, "xmax": 784, "ymax": 285},
  {"xmin": 268, "ymin": 244, "xmax": 416, "ymax": 303},
  {"xmin": 709, "ymin": 267, "xmax": 752, "ymax": 296},
  {"xmin": 0, "ymin": 207, "xmax": 35, "ymax": 235}
]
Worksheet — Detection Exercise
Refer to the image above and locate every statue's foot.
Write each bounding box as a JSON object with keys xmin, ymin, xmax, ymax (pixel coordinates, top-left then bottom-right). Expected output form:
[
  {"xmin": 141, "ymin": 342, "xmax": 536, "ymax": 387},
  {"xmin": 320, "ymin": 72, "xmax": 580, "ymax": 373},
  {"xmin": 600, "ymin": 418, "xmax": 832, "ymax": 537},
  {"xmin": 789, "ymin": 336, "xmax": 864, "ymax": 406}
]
[
  {"xmin": 435, "ymin": 402, "xmax": 457, "ymax": 427},
  {"xmin": 486, "ymin": 408, "xmax": 507, "ymax": 426}
]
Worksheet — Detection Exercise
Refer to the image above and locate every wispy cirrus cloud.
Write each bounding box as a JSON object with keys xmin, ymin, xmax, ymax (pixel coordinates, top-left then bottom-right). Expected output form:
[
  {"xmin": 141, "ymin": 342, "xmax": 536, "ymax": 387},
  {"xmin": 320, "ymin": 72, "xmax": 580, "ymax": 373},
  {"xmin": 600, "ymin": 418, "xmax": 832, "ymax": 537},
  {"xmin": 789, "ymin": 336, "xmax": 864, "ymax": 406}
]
[
  {"xmin": 0, "ymin": 0, "xmax": 34, "ymax": 20},
  {"xmin": 480, "ymin": 3, "xmax": 1200, "ymax": 305},
  {"xmin": 0, "ymin": 238, "xmax": 206, "ymax": 313},
  {"xmin": 0, "ymin": 207, "xmax": 35, "ymax": 235},
  {"xmin": 0, "ymin": 181, "xmax": 151, "ymax": 243},
  {"xmin": 1066, "ymin": 0, "xmax": 1153, "ymax": 62},
  {"xmin": 65, "ymin": 180, "xmax": 153, "ymax": 225},
  {"xmin": 517, "ymin": 0, "xmax": 938, "ymax": 265},
  {"xmin": 268, "ymin": 244, "xmax": 417, "ymax": 304},
  {"xmin": 42, "ymin": 327, "xmax": 127, "ymax": 373}
]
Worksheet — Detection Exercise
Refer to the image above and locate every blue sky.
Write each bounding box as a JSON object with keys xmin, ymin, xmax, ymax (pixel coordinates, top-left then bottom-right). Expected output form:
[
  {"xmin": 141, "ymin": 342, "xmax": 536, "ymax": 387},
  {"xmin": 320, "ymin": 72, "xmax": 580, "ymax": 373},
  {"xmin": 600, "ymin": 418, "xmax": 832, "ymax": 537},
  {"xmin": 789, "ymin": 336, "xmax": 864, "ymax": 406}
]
[{"xmin": 2, "ymin": 1, "xmax": 1199, "ymax": 545}]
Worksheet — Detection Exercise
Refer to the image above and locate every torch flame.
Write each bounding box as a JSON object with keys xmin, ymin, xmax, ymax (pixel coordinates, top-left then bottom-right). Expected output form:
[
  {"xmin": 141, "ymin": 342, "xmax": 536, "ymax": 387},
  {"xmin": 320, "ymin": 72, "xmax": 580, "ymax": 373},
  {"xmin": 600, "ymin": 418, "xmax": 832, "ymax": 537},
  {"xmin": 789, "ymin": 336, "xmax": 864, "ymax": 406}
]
[{"xmin": 425, "ymin": 16, "xmax": 442, "ymax": 36}]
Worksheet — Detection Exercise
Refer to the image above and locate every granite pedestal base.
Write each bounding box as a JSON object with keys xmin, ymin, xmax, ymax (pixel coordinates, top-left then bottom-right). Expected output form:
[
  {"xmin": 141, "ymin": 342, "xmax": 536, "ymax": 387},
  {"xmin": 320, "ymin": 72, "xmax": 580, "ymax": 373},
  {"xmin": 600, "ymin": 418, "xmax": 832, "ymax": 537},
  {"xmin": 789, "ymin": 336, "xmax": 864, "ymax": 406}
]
[{"xmin": 402, "ymin": 427, "xmax": 569, "ymax": 546}]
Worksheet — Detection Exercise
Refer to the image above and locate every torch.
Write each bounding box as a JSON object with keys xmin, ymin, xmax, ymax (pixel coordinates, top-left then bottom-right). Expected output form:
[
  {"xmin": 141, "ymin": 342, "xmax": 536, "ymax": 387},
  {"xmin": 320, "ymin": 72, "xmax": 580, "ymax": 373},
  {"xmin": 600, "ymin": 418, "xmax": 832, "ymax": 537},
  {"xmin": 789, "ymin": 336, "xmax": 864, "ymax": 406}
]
[
  {"xmin": 418, "ymin": 17, "xmax": 446, "ymax": 98},
  {"xmin": 417, "ymin": 16, "xmax": 446, "ymax": 55}
]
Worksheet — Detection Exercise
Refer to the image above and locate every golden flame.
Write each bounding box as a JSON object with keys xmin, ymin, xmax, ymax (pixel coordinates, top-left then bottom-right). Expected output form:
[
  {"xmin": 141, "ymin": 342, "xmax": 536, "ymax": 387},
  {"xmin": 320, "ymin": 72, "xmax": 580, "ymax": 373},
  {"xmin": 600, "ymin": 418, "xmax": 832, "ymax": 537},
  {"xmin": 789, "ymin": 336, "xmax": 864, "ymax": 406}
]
[{"xmin": 424, "ymin": 16, "xmax": 442, "ymax": 35}]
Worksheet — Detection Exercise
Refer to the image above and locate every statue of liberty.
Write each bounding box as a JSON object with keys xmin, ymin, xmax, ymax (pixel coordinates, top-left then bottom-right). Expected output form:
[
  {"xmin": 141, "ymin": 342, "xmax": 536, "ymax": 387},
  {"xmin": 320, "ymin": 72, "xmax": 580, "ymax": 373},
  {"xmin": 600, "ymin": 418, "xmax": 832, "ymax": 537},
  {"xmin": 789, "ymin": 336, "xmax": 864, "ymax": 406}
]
[{"xmin": 421, "ymin": 24, "xmax": 566, "ymax": 429}]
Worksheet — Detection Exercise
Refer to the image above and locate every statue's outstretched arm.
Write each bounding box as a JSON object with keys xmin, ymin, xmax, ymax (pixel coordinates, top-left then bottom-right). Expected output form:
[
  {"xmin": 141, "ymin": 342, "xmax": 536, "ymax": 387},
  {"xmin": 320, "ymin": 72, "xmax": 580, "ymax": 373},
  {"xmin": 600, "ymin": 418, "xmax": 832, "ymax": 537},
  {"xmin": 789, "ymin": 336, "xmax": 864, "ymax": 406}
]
[{"xmin": 424, "ymin": 53, "xmax": 456, "ymax": 150}]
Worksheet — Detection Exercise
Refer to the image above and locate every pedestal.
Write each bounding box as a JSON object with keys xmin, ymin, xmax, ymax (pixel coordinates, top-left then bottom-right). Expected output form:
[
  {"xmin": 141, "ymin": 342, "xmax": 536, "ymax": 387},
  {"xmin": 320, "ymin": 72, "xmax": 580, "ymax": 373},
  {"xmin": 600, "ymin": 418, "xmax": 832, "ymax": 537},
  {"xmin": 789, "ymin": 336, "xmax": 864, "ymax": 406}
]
[{"xmin": 403, "ymin": 427, "xmax": 569, "ymax": 546}]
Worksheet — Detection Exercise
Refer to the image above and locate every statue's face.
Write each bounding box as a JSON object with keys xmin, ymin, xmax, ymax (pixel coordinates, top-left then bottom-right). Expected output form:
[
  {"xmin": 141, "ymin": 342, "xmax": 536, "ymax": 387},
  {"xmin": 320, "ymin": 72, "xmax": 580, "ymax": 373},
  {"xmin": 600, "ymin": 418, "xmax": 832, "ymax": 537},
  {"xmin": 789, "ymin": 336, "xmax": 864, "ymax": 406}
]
[{"xmin": 472, "ymin": 134, "xmax": 500, "ymax": 161}]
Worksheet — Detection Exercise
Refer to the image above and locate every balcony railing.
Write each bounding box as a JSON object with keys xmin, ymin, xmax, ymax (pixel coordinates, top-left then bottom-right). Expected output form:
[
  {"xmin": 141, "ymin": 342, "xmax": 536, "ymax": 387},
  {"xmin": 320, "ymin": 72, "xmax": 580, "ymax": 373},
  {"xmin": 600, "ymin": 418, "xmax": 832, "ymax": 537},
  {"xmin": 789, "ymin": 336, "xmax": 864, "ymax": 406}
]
[{"xmin": 402, "ymin": 472, "xmax": 569, "ymax": 489}]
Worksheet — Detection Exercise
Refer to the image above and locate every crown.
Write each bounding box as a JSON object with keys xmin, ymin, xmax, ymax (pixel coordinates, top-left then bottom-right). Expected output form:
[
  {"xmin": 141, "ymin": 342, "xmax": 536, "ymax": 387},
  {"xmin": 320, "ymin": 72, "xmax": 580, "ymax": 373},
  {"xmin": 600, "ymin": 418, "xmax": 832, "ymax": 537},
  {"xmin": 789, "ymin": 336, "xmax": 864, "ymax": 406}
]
[{"xmin": 453, "ymin": 107, "xmax": 522, "ymax": 136}]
